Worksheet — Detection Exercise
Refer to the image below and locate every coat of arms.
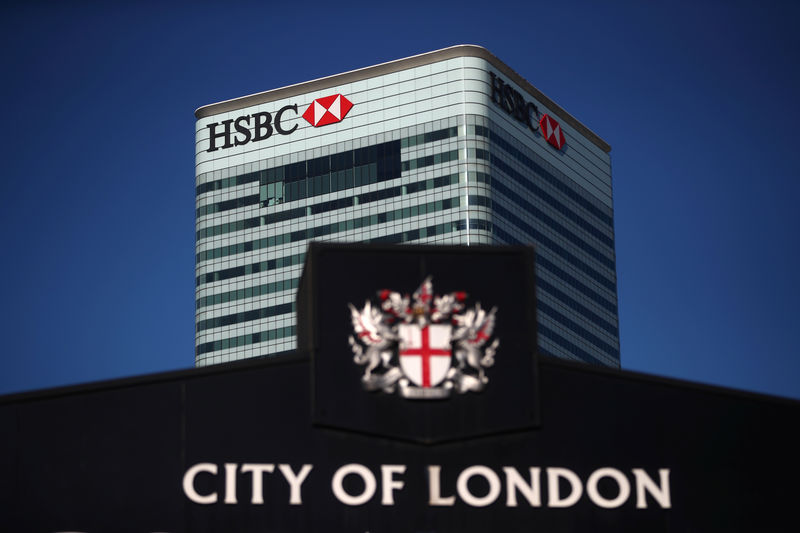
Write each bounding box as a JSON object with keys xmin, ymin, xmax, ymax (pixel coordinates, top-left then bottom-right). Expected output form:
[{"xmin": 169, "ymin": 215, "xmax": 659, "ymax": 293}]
[{"xmin": 348, "ymin": 277, "xmax": 499, "ymax": 399}]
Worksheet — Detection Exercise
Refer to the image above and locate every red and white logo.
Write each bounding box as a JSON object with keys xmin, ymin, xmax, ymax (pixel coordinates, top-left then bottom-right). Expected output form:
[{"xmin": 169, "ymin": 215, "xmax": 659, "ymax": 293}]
[
  {"xmin": 398, "ymin": 324, "xmax": 452, "ymax": 388},
  {"xmin": 302, "ymin": 94, "xmax": 353, "ymax": 127},
  {"xmin": 539, "ymin": 114, "xmax": 566, "ymax": 150},
  {"xmin": 348, "ymin": 277, "xmax": 499, "ymax": 400}
]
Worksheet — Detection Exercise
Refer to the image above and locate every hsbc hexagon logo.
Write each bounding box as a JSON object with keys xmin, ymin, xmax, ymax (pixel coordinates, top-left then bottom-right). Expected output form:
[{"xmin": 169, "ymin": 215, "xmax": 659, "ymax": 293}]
[
  {"xmin": 302, "ymin": 94, "xmax": 353, "ymax": 127},
  {"xmin": 539, "ymin": 114, "xmax": 566, "ymax": 150}
]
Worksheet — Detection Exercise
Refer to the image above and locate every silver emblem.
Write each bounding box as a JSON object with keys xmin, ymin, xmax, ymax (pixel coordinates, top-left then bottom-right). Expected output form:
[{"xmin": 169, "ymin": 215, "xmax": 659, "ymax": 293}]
[{"xmin": 348, "ymin": 277, "xmax": 499, "ymax": 399}]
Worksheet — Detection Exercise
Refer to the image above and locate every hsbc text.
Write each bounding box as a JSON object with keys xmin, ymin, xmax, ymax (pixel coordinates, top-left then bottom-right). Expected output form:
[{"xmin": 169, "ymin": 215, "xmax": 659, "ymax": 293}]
[
  {"xmin": 206, "ymin": 104, "xmax": 298, "ymax": 152},
  {"xmin": 489, "ymin": 72, "xmax": 541, "ymax": 134}
]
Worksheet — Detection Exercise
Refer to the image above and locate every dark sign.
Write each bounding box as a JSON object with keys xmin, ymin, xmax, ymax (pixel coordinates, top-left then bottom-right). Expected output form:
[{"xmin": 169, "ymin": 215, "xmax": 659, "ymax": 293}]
[
  {"xmin": 1, "ymin": 244, "xmax": 798, "ymax": 532},
  {"xmin": 297, "ymin": 243, "xmax": 540, "ymax": 443}
]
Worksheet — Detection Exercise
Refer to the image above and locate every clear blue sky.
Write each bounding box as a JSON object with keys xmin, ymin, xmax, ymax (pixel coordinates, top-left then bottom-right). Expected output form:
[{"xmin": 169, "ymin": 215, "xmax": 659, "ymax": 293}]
[{"xmin": 1, "ymin": 1, "xmax": 798, "ymax": 400}]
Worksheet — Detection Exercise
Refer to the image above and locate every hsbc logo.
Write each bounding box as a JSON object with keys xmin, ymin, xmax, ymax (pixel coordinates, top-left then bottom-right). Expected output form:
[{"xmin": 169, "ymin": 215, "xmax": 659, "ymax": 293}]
[
  {"xmin": 540, "ymin": 114, "xmax": 565, "ymax": 150},
  {"xmin": 205, "ymin": 94, "xmax": 354, "ymax": 152},
  {"xmin": 489, "ymin": 72, "xmax": 566, "ymax": 151},
  {"xmin": 302, "ymin": 94, "xmax": 353, "ymax": 127}
]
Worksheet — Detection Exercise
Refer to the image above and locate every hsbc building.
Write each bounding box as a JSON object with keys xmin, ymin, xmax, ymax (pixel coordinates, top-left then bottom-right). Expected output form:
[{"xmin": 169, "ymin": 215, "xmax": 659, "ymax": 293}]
[{"xmin": 195, "ymin": 45, "xmax": 618, "ymax": 368}]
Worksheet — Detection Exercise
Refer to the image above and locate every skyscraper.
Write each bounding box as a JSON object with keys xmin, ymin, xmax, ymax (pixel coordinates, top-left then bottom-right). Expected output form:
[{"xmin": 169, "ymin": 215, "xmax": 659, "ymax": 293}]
[{"xmin": 195, "ymin": 45, "xmax": 619, "ymax": 368}]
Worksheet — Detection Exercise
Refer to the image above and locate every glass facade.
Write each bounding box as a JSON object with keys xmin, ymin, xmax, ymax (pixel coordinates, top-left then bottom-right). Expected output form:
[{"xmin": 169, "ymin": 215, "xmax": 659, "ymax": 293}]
[{"xmin": 195, "ymin": 46, "xmax": 619, "ymax": 368}]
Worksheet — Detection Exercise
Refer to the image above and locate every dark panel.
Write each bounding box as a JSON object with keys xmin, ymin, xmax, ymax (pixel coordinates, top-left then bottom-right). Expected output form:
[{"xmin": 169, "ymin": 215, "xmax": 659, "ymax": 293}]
[
  {"xmin": 0, "ymin": 356, "xmax": 798, "ymax": 532},
  {"xmin": 4, "ymin": 382, "xmax": 184, "ymax": 533},
  {"xmin": 298, "ymin": 243, "xmax": 540, "ymax": 443},
  {"xmin": 0, "ymin": 405, "xmax": 17, "ymax": 518}
]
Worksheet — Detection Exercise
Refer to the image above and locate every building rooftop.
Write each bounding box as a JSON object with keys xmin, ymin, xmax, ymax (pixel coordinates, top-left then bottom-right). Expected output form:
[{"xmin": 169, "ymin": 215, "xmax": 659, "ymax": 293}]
[{"xmin": 195, "ymin": 45, "xmax": 610, "ymax": 153}]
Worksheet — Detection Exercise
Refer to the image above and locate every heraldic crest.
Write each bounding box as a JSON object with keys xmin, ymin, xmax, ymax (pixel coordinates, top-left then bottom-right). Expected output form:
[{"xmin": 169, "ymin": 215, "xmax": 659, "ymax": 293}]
[{"xmin": 348, "ymin": 277, "xmax": 499, "ymax": 399}]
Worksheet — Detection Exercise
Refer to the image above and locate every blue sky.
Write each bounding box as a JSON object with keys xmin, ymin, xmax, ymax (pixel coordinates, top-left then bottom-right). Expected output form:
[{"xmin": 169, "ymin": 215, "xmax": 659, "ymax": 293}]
[{"xmin": 1, "ymin": 1, "xmax": 798, "ymax": 400}]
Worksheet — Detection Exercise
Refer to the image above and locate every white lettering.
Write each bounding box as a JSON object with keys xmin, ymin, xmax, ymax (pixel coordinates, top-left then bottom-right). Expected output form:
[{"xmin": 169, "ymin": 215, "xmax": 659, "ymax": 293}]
[
  {"xmin": 633, "ymin": 468, "xmax": 672, "ymax": 508},
  {"xmin": 427, "ymin": 465, "xmax": 456, "ymax": 506},
  {"xmin": 503, "ymin": 466, "xmax": 541, "ymax": 507},
  {"xmin": 223, "ymin": 463, "xmax": 238, "ymax": 504},
  {"xmin": 331, "ymin": 463, "xmax": 376, "ymax": 506},
  {"xmin": 183, "ymin": 463, "xmax": 218, "ymax": 505},
  {"xmin": 546, "ymin": 467, "xmax": 583, "ymax": 507},
  {"xmin": 586, "ymin": 468, "xmax": 630, "ymax": 508},
  {"xmin": 180, "ymin": 462, "xmax": 673, "ymax": 510},
  {"xmin": 241, "ymin": 463, "xmax": 275, "ymax": 504},
  {"xmin": 278, "ymin": 464, "xmax": 313, "ymax": 505},
  {"xmin": 380, "ymin": 464, "xmax": 406, "ymax": 505},
  {"xmin": 457, "ymin": 465, "xmax": 501, "ymax": 507}
]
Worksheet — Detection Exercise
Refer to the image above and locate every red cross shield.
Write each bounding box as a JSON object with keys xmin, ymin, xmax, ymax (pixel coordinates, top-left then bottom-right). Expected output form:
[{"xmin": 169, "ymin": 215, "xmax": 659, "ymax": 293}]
[{"xmin": 398, "ymin": 324, "xmax": 452, "ymax": 388}]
